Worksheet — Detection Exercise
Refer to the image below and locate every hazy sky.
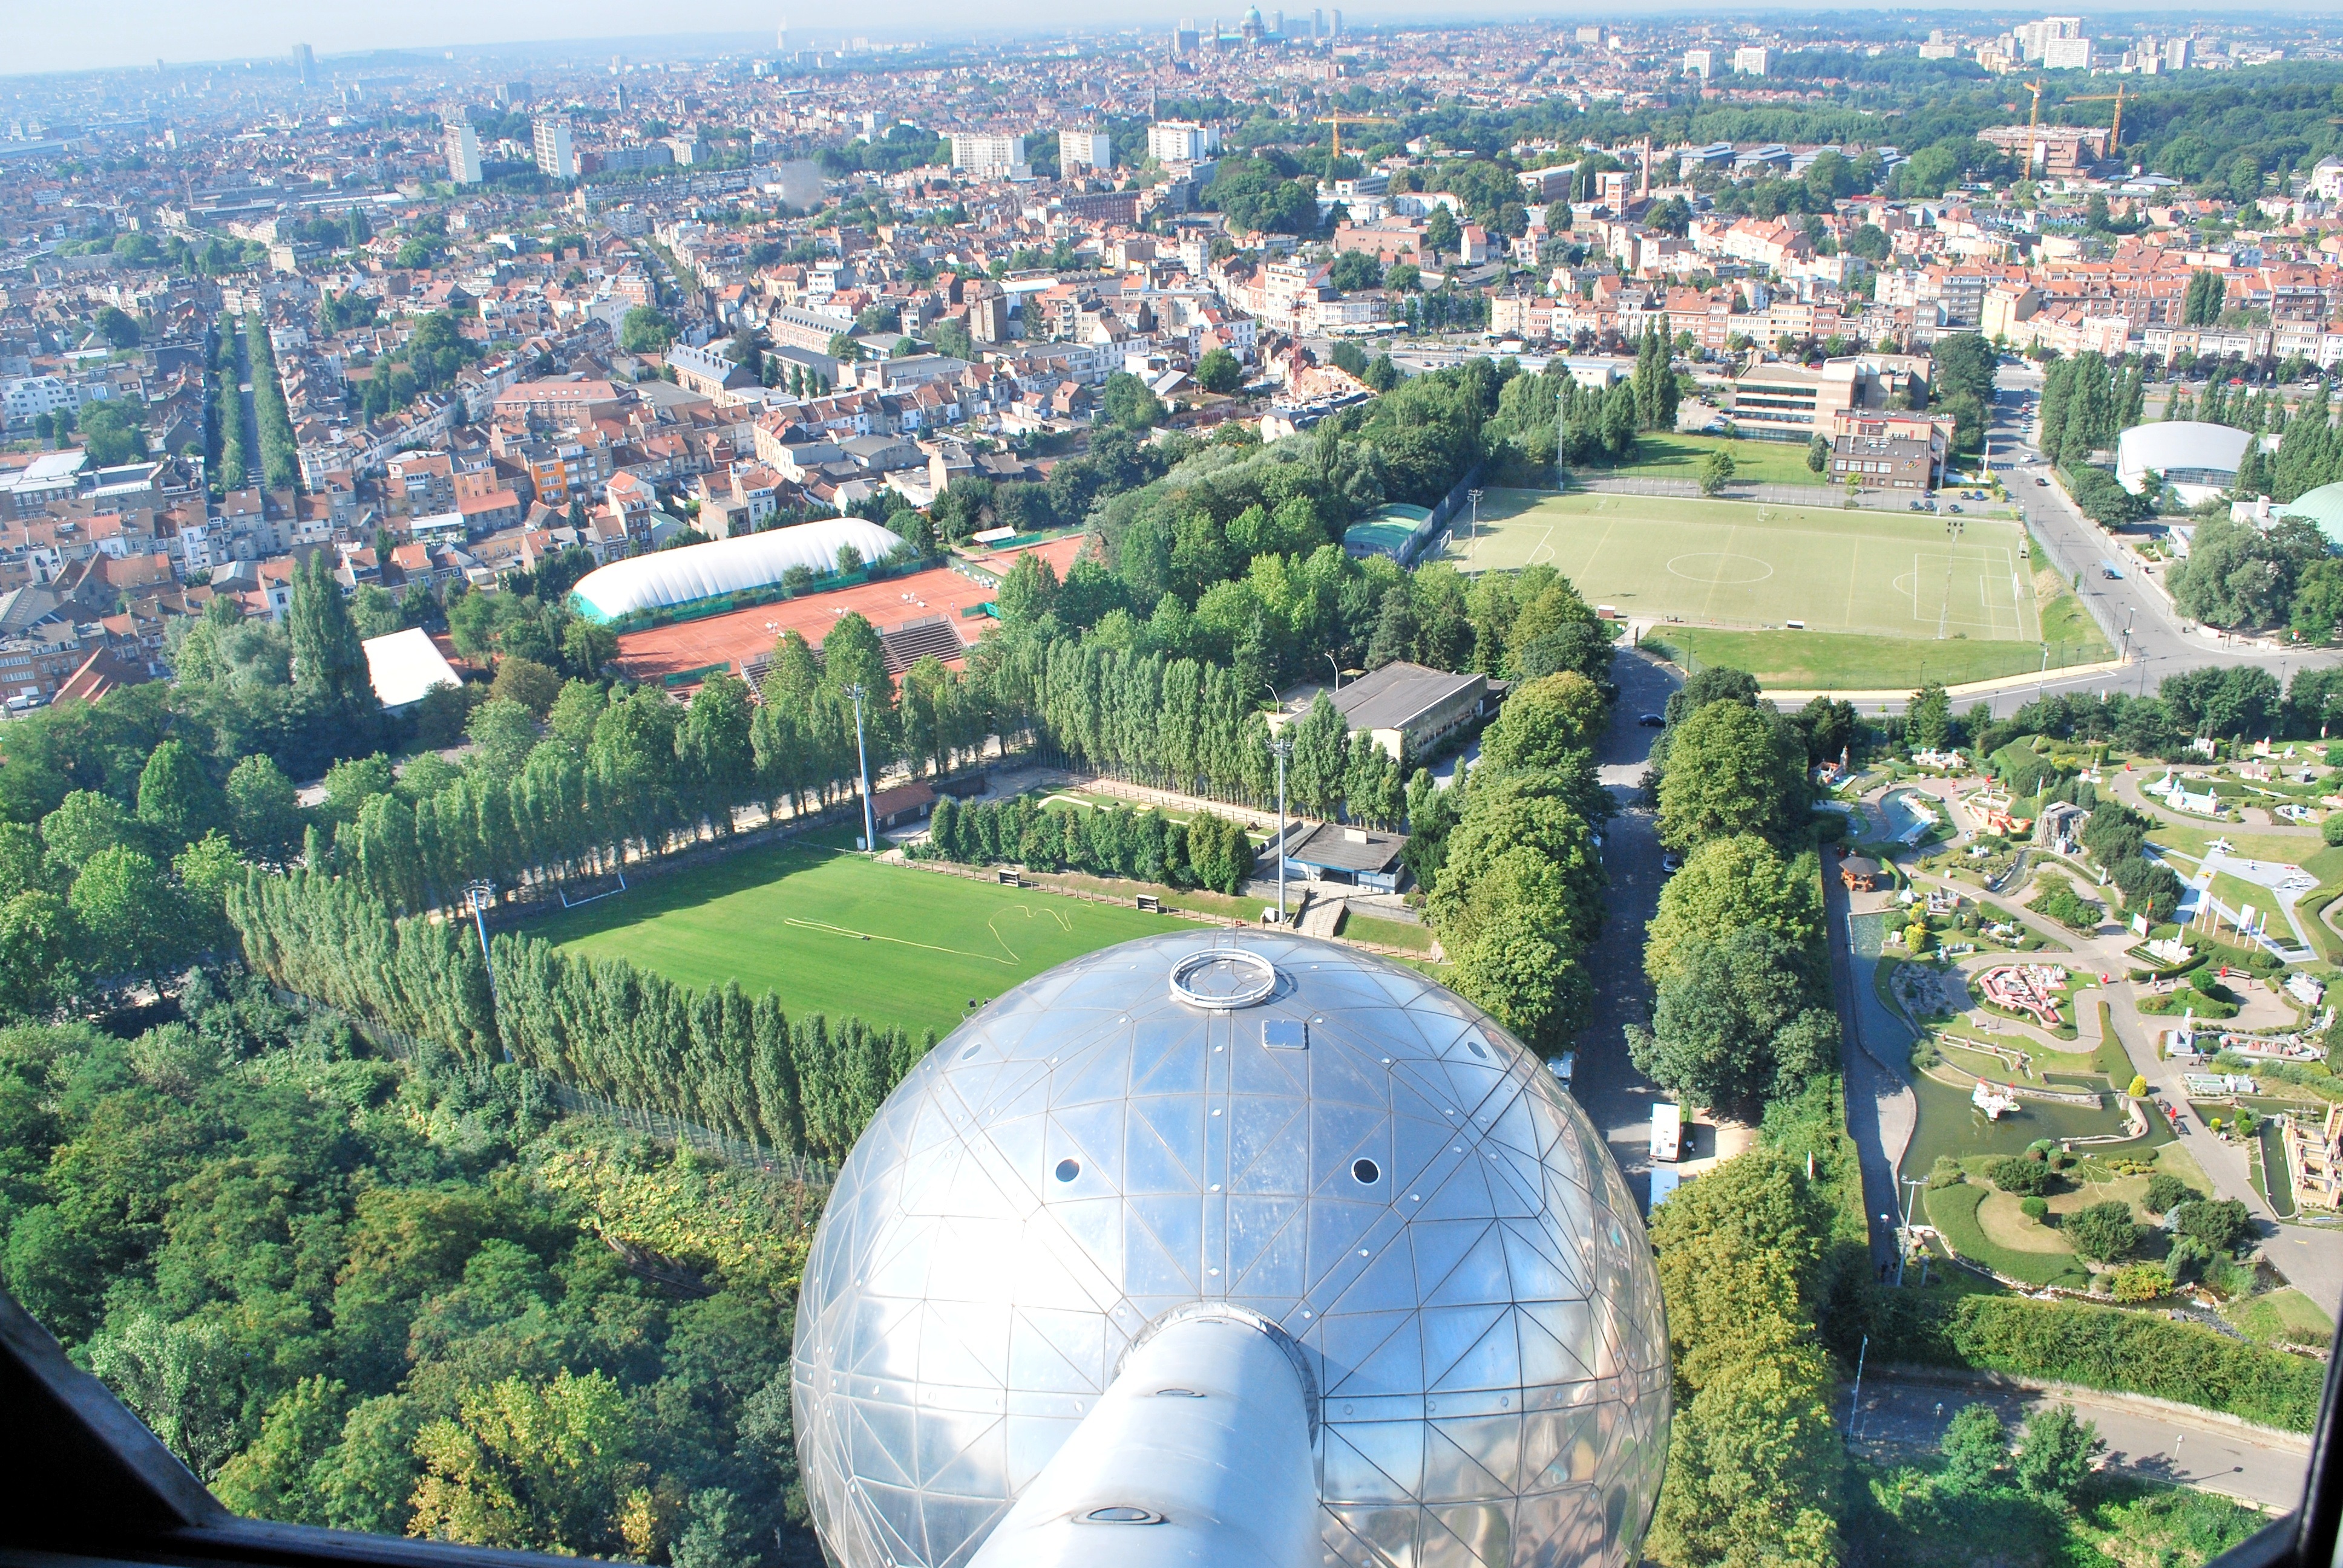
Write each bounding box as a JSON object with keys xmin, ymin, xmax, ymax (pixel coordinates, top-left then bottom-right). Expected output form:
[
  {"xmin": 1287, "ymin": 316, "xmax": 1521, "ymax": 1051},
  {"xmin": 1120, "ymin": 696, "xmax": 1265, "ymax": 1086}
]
[
  {"xmin": 18, "ymin": 0, "xmax": 1177, "ymax": 77},
  {"xmin": 1, "ymin": 1, "xmax": 2294, "ymax": 78}
]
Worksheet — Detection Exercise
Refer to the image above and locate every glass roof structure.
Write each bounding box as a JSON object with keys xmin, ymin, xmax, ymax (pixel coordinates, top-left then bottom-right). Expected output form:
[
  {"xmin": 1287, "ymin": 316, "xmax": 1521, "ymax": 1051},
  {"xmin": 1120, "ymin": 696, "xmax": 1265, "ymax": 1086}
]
[{"xmin": 791, "ymin": 930, "xmax": 1671, "ymax": 1568}]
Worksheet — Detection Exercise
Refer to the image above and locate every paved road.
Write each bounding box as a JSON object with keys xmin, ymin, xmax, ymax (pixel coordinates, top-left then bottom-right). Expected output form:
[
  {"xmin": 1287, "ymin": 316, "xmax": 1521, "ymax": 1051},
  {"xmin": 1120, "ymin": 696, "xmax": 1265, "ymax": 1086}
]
[
  {"xmin": 1573, "ymin": 647, "xmax": 1678, "ymax": 1208},
  {"xmin": 1850, "ymin": 1371, "xmax": 2310, "ymax": 1511},
  {"xmin": 1824, "ymin": 860, "xmax": 1918, "ymax": 1272},
  {"xmin": 1768, "ymin": 362, "xmax": 2343, "ymax": 718},
  {"xmin": 232, "ymin": 321, "xmax": 258, "ymax": 468}
]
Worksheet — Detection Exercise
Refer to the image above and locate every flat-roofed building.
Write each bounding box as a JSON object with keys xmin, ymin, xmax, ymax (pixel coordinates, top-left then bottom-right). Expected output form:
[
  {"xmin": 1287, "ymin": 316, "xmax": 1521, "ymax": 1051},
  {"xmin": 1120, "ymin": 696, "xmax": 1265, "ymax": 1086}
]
[
  {"xmin": 1278, "ymin": 659, "xmax": 1490, "ymax": 760},
  {"xmin": 1276, "ymin": 819, "xmax": 1410, "ymax": 892}
]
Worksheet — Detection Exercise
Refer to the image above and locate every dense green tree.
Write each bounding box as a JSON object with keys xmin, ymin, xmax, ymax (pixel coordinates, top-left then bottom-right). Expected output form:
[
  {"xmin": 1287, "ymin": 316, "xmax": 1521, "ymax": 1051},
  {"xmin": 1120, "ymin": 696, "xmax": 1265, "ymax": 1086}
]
[
  {"xmin": 2014, "ymin": 1404, "xmax": 2103, "ymax": 1500},
  {"xmin": 1938, "ymin": 1403, "xmax": 2010, "ymax": 1495},
  {"xmin": 1193, "ymin": 348, "xmax": 1242, "ymax": 394},
  {"xmin": 1656, "ymin": 701, "xmax": 1809, "ymax": 849},
  {"xmin": 1627, "ymin": 927, "xmax": 1838, "ymax": 1113},
  {"xmin": 1643, "ymin": 835, "xmax": 1824, "ymax": 990},
  {"xmin": 136, "ymin": 740, "xmax": 225, "ymax": 850},
  {"xmin": 1479, "ymin": 672, "xmax": 1607, "ymax": 769},
  {"xmin": 2063, "ymin": 1200, "xmax": 2141, "ymax": 1264}
]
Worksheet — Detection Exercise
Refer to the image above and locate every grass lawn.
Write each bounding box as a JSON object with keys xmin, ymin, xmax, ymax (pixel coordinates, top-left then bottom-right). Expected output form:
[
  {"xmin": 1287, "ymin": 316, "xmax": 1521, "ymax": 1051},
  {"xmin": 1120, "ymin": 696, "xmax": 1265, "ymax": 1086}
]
[
  {"xmin": 1925, "ymin": 1178, "xmax": 2092, "ymax": 1289},
  {"xmin": 1028, "ymin": 868, "xmax": 1258, "ymax": 923},
  {"xmin": 523, "ymin": 841, "xmax": 1170, "ymax": 1037},
  {"xmin": 2227, "ymin": 1288, "xmax": 2334, "ymax": 1349},
  {"xmin": 1590, "ymin": 432, "xmax": 1832, "ymax": 488},
  {"xmin": 1341, "ymin": 911, "xmax": 1435, "ymax": 952},
  {"xmin": 2146, "ymin": 821, "xmax": 2325, "ymax": 869},
  {"xmin": 2154, "ymin": 1140, "xmax": 2216, "ymax": 1198},
  {"xmin": 1446, "ymin": 489, "xmax": 2039, "ymax": 642},
  {"xmin": 1644, "ymin": 628, "xmax": 2085, "ymax": 691}
]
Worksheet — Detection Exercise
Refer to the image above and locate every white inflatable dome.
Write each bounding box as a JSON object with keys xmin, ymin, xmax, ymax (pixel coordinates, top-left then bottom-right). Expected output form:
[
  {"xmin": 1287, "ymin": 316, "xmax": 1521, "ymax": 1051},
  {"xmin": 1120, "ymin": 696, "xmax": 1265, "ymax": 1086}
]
[{"xmin": 566, "ymin": 516, "xmax": 904, "ymax": 621}]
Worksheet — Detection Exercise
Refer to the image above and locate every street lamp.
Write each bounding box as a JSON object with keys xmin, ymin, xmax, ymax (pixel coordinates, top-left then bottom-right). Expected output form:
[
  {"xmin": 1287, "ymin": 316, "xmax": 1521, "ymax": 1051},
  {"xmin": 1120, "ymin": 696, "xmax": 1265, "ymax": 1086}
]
[
  {"xmin": 844, "ymin": 683, "xmax": 876, "ymax": 855},
  {"xmin": 1466, "ymin": 487, "xmax": 1483, "ymax": 543},
  {"xmin": 1268, "ymin": 733, "xmax": 1294, "ymax": 925},
  {"xmin": 1896, "ymin": 1175, "xmax": 1927, "ymax": 1287}
]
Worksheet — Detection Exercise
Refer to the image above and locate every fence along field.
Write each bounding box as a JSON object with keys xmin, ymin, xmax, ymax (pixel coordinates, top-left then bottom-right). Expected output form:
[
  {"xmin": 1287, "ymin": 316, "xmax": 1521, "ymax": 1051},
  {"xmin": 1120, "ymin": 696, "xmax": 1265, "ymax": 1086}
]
[
  {"xmin": 523, "ymin": 835, "xmax": 1169, "ymax": 1037},
  {"xmin": 1446, "ymin": 488, "xmax": 2040, "ymax": 643}
]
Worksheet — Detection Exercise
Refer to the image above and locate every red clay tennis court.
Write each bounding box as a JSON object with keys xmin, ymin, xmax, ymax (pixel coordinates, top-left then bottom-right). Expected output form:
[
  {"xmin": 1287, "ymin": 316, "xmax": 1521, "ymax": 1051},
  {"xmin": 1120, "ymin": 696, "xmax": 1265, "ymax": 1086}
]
[{"xmin": 612, "ymin": 535, "xmax": 1090, "ymax": 688}]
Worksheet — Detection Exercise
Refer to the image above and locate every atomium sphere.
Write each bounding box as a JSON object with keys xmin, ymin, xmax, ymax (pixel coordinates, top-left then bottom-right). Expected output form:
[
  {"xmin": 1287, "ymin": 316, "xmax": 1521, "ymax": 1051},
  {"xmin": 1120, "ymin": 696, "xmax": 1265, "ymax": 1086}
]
[{"xmin": 791, "ymin": 930, "xmax": 1670, "ymax": 1568}]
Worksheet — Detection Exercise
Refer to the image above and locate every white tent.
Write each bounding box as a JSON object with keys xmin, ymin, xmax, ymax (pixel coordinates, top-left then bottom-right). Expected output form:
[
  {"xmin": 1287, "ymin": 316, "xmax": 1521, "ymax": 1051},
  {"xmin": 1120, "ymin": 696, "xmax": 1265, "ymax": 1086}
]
[
  {"xmin": 362, "ymin": 627, "xmax": 462, "ymax": 713},
  {"xmin": 568, "ymin": 517, "xmax": 906, "ymax": 622}
]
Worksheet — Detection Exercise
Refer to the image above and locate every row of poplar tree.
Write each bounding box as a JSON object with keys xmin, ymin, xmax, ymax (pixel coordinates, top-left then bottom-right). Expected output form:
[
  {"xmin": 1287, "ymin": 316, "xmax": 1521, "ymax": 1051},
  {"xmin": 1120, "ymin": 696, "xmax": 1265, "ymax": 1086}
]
[
  {"xmin": 919, "ymin": 795, "xmax": 1256, "ymax": 895},
  {"xmin": 226, "ymin": 866, "xmax": 923, "ymax": 1161},
  {"xmin": 321, "ymin": 610, "xmax": 1008, "ymax": 918},
  {"xmin": 2036, "ymin": 351, "xmax": 2148, "ymax": 470}
]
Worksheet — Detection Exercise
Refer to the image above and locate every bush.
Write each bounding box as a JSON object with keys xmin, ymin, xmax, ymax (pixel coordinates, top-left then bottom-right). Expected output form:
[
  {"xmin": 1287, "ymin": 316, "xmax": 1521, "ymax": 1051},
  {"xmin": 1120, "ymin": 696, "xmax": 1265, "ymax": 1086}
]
[
  {"xmin": 2107, "ymin": 1262, "xmax": 2173, "ymax": 1302},
  {"xmin": 1985, "ymin": 1154, "xmax": 2053, "ymax": 1195},
  {"xmin": 2126, "ymin": 1073, "xmax": 2149, "ymax": 1099},
  {"xmin": 1928, "ymin": 1155, "xmax": 1966, "ymax": 1189},
  {"xmin": 2145, "ymin": 1173, "xmax": 2190, "ymax": 1214},
  {"xmin": 1870, "ymin": 1293, "xmax": 2324, "ymax": 1431},
  {"xmin": 2020, "ymin": 1196, "xmax": 2050, "ymax": 1221},
  {"xmin": 2325, "ymin": 811, "xmax": 2343, "ymax": 847},
  {"xmin": 2066, "ymin": 1200, "xmax": 2143, "ymax": 1263},
  {"xmin": 2173, "ymin": 1197, "xmax": 2253, "ymax": 1252}
]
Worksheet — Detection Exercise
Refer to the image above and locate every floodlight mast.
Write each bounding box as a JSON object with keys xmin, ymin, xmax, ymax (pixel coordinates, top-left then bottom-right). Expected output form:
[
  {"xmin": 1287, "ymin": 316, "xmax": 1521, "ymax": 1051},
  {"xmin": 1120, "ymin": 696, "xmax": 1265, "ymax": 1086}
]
[
  {"xmin": 1268, "ymin": 734, "xmax": 1293, "ymax": 923},
  {"xmin": 845, "ymin": 682, "xmax": 876, "ymax": 853}
]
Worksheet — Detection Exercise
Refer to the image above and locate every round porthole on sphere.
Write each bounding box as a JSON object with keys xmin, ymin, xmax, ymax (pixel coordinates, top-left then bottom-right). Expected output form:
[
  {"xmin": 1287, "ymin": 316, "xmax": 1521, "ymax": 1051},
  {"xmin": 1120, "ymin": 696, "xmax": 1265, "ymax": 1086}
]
[
  {"xmin": 1082, "ymin": 1506, "xmax": 1165, "ymax": 1526},
  {"xmin": 1352, "ymin": 1157, "xmax": 1381, "ymax": 1184},
  {"xmin": 1054, "ymin": 1158, "xmax": 1080, "ymax": 1183},
  {"xmin": 1155, "ymin": 1387, "xmax": 1203, "ymax": 1398}
]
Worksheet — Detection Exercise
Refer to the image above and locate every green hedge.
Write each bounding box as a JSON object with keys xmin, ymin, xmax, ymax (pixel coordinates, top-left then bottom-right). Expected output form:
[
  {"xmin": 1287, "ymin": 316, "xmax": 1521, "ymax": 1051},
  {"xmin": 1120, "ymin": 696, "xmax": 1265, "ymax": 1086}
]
[{"xmin": 1858, "ymin": 1290, "xmax": 2325, "ymax": 1431}]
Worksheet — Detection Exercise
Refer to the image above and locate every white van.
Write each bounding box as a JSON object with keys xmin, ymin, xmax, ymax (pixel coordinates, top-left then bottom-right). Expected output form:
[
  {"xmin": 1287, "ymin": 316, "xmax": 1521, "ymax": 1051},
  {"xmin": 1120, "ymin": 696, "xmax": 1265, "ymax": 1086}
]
[{"xmin": 1650, "ymin": 1102, "xmax": 1683, "ymax": 1163}]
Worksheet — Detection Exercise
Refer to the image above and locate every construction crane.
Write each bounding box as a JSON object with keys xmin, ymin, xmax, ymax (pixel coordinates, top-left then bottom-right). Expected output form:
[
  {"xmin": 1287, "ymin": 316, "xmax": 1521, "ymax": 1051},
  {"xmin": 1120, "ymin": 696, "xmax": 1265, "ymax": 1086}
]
[
  {"xmin": 1314, "ymin": 113, "xmax": 1399, "ymax": 161},
  {"xmin": 2066, "ymin": 82, "xmax": 2128, "ymax": 157}
]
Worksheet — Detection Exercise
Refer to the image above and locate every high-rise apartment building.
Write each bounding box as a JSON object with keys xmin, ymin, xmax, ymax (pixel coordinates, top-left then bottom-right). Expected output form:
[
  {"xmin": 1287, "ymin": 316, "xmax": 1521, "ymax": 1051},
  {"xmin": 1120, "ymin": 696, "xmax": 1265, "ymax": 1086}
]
[
  {"xmin": 1147, "ymin": 119, "xmax": 1222, "ymax": 163},
  {"xmin": 292, "ymin": 43, "xmax": 315, "ymax": 87},
  {"xmin": 532, "ymin": 118, "xmax": 576, "ymax": 179},
  {"xmin": 948, "ymin": 132, "xmax": 1027, "ymax": 177},
  {"xmin": 443, "ymin": 120, "xmax": 481, "ymax": 185},
  {"xmin": 2015, "ymin": 15, "xmax": 2083, "ymax": 60},
  {"xmin": 2041, "ymin": 34, "xmax": 2093, "ymax": 70},
  {"xmin": 1731, "ymin": 45, "xmax": 1770, "ymax": 75},
  {"xmin": 1683, "ymin": 48, "xmax": 1714, "ymax": 78},
  {"xmin": 1059, "ymin": 126, "xmax": 1114, "ymax": 173}
]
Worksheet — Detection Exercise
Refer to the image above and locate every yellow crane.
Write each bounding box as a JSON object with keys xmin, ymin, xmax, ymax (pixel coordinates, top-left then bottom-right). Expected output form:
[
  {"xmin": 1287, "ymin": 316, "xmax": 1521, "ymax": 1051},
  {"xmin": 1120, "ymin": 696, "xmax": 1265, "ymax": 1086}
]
[
  {"xmin": 2065, "ymin": 82, "xmax": 2129, "ymax": 157},
  {"xmin": 1315, "ymin": 113, "xmax": 1399, "ymax": 161}
]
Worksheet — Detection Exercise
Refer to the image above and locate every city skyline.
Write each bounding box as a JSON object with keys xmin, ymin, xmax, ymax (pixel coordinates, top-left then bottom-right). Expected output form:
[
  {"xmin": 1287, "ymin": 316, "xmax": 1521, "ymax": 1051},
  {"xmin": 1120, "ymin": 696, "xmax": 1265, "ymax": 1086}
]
[{"xmin": 2, "ymin": 1, "xmax": 2301, "ymax": 78}]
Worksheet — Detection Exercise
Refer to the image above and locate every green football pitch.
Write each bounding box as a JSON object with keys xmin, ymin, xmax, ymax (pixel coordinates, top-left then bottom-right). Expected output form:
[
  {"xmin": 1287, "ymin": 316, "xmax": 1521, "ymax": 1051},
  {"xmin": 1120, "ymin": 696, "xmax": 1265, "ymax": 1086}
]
[
  {"xmin": 524, "ymin": 840, "xmax": 1169, "ymax": 1037},
  {"xmin": 1443, "ymin": 489, "xmax": 2040, "ymax": 643}
]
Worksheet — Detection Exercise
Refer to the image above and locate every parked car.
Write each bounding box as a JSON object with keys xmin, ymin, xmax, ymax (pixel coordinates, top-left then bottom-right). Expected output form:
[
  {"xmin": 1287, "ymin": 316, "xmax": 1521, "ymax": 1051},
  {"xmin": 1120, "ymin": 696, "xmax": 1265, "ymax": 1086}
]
[
  {"xmin": 2036, "ymin": 477, "xmax": 2050, "ymax": 486},
  {"xmin": 1638, "ymin": 713, "xmax": 1665, "ymax": 727},
  {"xmin": 1662, "ymin": 851, "xmax": 1685, "ymax": 872}
]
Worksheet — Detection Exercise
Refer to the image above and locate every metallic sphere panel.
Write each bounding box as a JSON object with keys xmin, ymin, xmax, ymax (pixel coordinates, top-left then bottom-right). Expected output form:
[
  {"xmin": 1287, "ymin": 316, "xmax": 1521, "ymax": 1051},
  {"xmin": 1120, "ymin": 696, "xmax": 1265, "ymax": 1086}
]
[{"xmin": 791, "ymin": 931, "xmax": 1670, "ymax": 1568}]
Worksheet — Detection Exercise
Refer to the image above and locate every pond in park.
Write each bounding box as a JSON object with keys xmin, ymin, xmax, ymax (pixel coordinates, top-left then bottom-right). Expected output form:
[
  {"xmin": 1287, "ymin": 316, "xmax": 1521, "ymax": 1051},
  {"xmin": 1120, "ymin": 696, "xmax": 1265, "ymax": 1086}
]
[{"xmin": 1849, "ymin": 914, "xmax": 2169, "ymax": 1176}]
